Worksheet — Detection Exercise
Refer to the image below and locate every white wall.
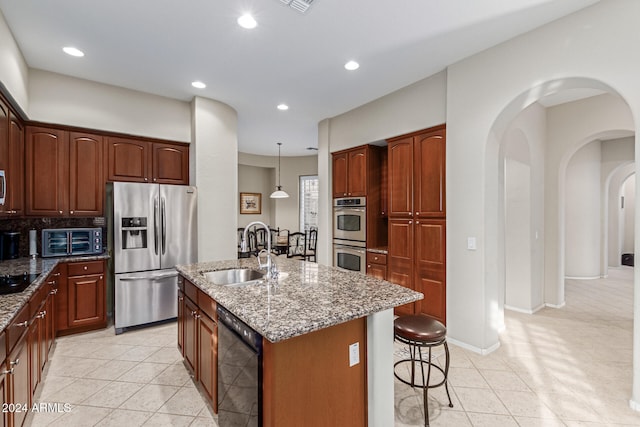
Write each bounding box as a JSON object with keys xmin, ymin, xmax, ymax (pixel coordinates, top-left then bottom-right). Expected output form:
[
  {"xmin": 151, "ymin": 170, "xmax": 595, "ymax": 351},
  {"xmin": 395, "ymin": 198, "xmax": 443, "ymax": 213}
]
[
  {"xmin": 565, "ymin": 141, "xmax": 602, "ymax": 278},
  {"xmin": 28, "ymin": 69, "xmax": 191, "ymax": 143},
  {"xmin": 238, "ymin": 152, "xmax": 318, "ymax": 233},
  {"xmin": 191, "ymin": 96, "xmax": 238, "ymax": 262},
  {"xmin": 0, "ymin": 10, "xmax": 28, "ymax": 113},
  {"xmin": 624, "ymin": 175, "xmax": 636, "ymax": 254},
  {"xmin": 238, "ymin": 164, "xmax": 274, "ymax": 228}
]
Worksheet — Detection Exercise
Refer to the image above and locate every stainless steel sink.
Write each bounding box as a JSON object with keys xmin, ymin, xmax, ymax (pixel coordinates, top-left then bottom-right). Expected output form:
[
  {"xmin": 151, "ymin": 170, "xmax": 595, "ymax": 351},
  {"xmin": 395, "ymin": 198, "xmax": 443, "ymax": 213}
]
[{"xmin": 202, "ymin": 268, "xmax": 265, "ymax": 286}]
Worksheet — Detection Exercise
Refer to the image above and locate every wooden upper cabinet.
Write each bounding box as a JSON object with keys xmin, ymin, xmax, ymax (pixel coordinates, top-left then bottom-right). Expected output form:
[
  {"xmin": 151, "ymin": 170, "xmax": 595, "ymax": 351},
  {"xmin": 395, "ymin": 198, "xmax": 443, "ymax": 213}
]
[
  {"xmin": 106, "ymin": 138, "xmax": 189, "ymax": 185},
  {"xmin": 414, "ymin": 129, "xmax": 446, "ymax": 217},
  {"xmin": 332, "ymin": 152, "xmax": 348, "ymax": 198},
  {"xmin": 69, "ymin": 132, "xmax": 104, "ymax": 216},
  {"xmin": 347, "ymin": 147, "xmax": 367, "ymax": 196},
  {"xmin": 0, "ymin": 100, "xmax": 7, "ymax": 215},
  {"xmin": 106, "ymin": 137, "xmax": 152, "ymax": 183},
  {"xmin": 7, "ymin": 113, "xmax": 25, "ymax": 216},
  {"xmin": 387, "ymin": 137, "xmax": 414, "ymax": 217},
  {"xmin": 153, "ymin": 142, "xmax": 189, "ymax": 184},
  {"xmin": 26, "ymin": 126, "xmax": 68, "ymax": 216}
]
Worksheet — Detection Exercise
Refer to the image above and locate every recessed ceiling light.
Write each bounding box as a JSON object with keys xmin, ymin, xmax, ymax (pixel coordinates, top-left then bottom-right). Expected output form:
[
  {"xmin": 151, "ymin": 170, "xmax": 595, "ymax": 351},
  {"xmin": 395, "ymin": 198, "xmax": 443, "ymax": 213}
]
[
  {"xmin": 237, "ymin": 14, "xmax": 257, "ymax": 29},
  {"xmin": 344, "ymin": 60, "xmax": 359, "ymax": 71},
  {"xmin": 277, "ymin": 104, "xmax": 289, "ymax": 111},
  {"xmin": 191, "ymin": 81, "xmax": 206, "ymax": 89},
  {"xmin": 63, "ymin": 47, "xmax": 84, "ymax": 57}
]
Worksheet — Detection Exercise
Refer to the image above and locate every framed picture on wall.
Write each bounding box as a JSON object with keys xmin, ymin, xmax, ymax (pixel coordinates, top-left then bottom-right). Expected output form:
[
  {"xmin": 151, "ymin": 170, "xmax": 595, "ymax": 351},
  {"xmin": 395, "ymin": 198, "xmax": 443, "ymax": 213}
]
[{"xmin": 240, "ymin": 192, "xmax": 262, "ymax": 214}]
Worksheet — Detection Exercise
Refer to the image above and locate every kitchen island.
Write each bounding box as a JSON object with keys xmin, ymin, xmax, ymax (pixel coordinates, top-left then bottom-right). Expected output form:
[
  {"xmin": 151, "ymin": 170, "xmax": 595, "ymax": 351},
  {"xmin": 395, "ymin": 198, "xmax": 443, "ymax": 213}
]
[{"xmin": 176, "ymin": 257, "xmax": 423, "ymax": 427}]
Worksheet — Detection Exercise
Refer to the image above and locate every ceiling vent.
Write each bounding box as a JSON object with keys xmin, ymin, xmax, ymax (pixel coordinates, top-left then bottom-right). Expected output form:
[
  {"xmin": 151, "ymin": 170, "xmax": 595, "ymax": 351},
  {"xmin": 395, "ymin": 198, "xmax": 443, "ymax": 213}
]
[{"xmin": 279, "ymin": 0, "xmax": 315, "ymax": 14}]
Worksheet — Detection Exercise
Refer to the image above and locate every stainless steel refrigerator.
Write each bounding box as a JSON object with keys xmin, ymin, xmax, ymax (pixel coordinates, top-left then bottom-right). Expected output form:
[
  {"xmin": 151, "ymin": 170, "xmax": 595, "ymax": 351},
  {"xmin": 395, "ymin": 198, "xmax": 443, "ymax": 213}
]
[{"xmin": 106, "ymin": 182, "xmax": 197, "ymax": 334}]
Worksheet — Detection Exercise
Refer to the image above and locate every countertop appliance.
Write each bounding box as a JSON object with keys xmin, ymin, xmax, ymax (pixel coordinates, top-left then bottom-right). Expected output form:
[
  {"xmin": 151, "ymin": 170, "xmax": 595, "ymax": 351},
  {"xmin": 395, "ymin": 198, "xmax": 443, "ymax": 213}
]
[
  {"xmin": 0, "ymin": 273, "xmax": 39, "ymax": 295},
  {"xmin": 217, "ymin": 304, "xmax": 262, "ymax": 426},
  {"xmin": 0, "ymin": 231, "xmax": 20, "ymax": 260},
  {"xmin": 107, "ymin": 182, "xmax": 197, "ymax": 334},
  {"xmin": 41, "ymin": 228, "xmax": 103, "ymax": 258}
]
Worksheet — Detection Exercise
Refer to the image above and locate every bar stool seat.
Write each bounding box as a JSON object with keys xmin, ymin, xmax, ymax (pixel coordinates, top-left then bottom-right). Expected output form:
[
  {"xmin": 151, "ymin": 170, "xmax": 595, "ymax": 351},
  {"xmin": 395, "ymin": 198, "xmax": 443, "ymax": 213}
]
[{"xmin": 394, "ymin": 314, "xmax": 453, "ymax": 426}]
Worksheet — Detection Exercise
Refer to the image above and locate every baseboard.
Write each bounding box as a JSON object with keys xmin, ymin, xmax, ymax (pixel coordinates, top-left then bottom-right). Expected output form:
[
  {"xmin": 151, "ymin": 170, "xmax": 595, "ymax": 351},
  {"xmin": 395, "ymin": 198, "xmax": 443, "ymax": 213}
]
[
  {"xmin": 504, "ymin": 304, "xmax": 545, "ymax": 314},
  {"xmin": 545, "ymin": 301, "xmax": 566, "ymax": 309},
  {"xmin": 448, "ymin": 337, "xmax": 500, "ymax": 355},
  {"xmin": 565, "ymin": 275, "xmax": 600, "ymax": 280}
]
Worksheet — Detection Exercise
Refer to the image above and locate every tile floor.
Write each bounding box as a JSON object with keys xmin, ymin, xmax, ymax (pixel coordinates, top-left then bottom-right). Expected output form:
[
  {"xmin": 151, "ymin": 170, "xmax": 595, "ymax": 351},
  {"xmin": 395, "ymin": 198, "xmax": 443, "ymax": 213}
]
[{"xmin": 25, "ymin": 266, "xmax": 640, "ymax": 426}]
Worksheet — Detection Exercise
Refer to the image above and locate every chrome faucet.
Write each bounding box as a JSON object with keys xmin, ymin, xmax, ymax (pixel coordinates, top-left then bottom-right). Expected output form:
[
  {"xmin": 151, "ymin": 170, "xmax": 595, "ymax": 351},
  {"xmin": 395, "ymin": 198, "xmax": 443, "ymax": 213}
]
[{"xmin": 241, "ymin": 221, "xmax": 278, "ymax": 280}]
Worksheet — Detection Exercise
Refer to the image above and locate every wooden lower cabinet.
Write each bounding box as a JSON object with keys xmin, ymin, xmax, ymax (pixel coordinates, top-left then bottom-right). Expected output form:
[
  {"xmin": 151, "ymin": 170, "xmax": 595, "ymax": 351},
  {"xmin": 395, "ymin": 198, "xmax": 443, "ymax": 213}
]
[
  {"xmin": 177, "ymin": 290, "xmax": 184, "ymax": 355},
  {"xmin": 183, "ymin": 296, "xmax": 198, "ymax": 376},
  {"xmin": 388, "ymin": 219, "xmax": 415, "ymax": 316},
  {"xmin": 8, "ymin": 333, "xmax": 29, "ymax": 427},
  {"xmin": 366, "ymin": 252, "xmax": 387, "ymax": 280},
  {"xmin": 197, "ymin": 312, "xmax": 217, "ymax": 409},
  {"xmin": 0, "ymin": 362, "xmax": 7, "ymax": 427},
  {"xmin": 58, "ymin": 260, "xmax": 107, "ymax": 333},
  {"xmin": 414, "ymin": 220, "xmax": 446, "ymax": 323}
]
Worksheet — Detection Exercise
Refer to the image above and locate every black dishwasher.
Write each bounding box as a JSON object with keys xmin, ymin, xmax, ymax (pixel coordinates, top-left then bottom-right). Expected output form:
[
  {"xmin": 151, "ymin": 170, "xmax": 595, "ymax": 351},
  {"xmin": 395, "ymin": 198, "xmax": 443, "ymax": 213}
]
[{"xmin": 217, "ymin": 305, "xmax": 263, "ymax": 427}]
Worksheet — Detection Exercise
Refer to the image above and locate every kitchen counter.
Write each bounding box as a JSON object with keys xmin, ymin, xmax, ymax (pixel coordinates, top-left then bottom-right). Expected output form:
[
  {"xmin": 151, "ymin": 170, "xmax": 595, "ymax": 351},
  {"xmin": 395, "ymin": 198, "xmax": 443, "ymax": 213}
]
[
  {"xmin": 366, "ymin": 246, "xmax": 388, "ymax": 254},
  {"xmin": 0, "ymin": 254, "xmax": 110, "ymax": 331},
  {"xmin": 176, "ymin": 257, "xmax": 422, "ymax": 343}
]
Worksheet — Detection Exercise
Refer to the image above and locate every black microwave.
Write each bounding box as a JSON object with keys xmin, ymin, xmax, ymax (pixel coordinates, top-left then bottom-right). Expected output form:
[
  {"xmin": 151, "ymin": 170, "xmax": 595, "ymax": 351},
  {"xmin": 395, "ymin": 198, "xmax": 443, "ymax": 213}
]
[{"xmin": 41, "ymin": 228, "xmax": 103, "ymax": 258}]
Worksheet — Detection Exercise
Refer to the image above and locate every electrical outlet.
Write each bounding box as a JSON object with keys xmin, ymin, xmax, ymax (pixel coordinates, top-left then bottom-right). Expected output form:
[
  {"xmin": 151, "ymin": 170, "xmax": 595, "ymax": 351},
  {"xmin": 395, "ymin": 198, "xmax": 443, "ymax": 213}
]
[{"xmin": 349, "ymin": 342, "xmax": 360, "ymax": 367}]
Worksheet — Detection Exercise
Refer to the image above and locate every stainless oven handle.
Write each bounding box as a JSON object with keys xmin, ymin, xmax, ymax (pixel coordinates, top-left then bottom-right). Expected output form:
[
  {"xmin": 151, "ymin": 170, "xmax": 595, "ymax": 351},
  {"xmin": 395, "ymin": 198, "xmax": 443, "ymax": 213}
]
[
  {"xmin": 334, "ymin": 208, "xmax": 365, "ymax": 213},
  {"xmin": 334, "ymin": 245, "xmax": 366, "ymax": 254}
]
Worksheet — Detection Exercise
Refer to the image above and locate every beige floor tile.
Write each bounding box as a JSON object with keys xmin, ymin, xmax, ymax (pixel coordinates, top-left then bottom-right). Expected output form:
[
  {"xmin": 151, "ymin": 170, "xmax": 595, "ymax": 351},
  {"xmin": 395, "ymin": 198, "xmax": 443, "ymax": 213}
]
[
  {"xmin": 81, "ymin": 380, "xmax": 144, "ymax": 408},
  {"xmin": 190, "ymin": 416, "xmax": 219, "ymax": 426},
  {"xmin": 479, "ymin": 369, "xmax": 530, "ymax": 392},
  {"xmin": 447, "ymin": 367, "xmax": 490, "ymax": 389},
  {"xmin": 47, "ymin": 404, "xmax": 111, "ymax": 427},
  {"xmin": 465, "ymin": 412, "xmax": 518, "ymax": 426},
  {"xmin": 427, "ymin": 410, "xmax": 473, "ymax": 426},
  {"xmin": 35, "ymin": 375, "xmax": 78, "ymax": 400},
  {"xmin": 48, "ymin": 378, "xmax": 111, "ymax": 404},
  {"xmin": 120, "ymin": 383, "xmax": 180, "ymax": 412},
  {"xmin": 94, "ymin": 408, "xmax": 153, "ymax": 426},
  {"xmin": 513, "ymin": 416, "xmax": 566, "ymax": 427},
  {"xmin": 149, "ymin": 363, "xmax": 192, "ymax": 386},
  {"xmin": 115, "ymin": 362, "xmax": 169, "ymax": 383},
  {"xmin": 46, "ymin": 356, "xmax": 109, "ymax": 378},
  {"xmin": 141, "ymin": 412, "xmax": 195, "ymax": 426},
  {"xmin": 494, "ymin": 389, "xmax": 557, "ymax": 419},
  {"xmin": 539, "ymin": 392, "xmax": 604, "ymax": 422},
  {"xmin": 114, "ymin": 345, "xmax": 161, "ymax": 362},
  {"xmin": 454, "ymin": 387, "xmax": 509, "ymax": 415},
  {"xmin": 86, "ymin": 344, "xmax": 137, "ymax": 360},
  {"xmin": 156, "ymin": 386, "xmax": 206, "ymax": 416},
  {"xmin": 143, "ymin": 347, "xmax": 183, "ymax": 364},
  {"xmin": 85, "ymin": 359, "xmax": 139, "ymax": 381}
]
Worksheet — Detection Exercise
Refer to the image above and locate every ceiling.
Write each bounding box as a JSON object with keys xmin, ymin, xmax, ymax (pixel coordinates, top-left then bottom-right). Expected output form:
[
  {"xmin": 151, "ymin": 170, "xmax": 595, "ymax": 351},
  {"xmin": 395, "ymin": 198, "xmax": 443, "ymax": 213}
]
[{"xmin": 0, "ymin": 0, "xmax": 599, "ymax": 156}]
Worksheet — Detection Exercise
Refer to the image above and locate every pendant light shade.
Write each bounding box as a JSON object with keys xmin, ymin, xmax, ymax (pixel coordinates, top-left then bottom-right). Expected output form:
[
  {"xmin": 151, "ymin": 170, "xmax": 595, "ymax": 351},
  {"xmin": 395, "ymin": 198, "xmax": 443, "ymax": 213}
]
[{"xmin": 270, "ymin": 142, "xmax": 289, "ymax": 199}]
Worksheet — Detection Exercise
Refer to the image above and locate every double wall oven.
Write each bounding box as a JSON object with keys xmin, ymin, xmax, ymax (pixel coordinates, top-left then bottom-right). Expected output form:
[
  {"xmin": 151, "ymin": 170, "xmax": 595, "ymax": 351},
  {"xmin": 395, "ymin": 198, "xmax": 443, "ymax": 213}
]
[{"xmin": 333, "ymin": 197, "xmax": 366, "ymax": 273}]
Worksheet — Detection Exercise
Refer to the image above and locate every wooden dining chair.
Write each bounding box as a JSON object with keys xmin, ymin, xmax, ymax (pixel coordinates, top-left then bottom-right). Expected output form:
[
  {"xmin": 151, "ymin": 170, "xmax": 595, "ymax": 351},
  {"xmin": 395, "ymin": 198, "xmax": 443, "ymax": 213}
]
[
  {"xmin": 305, "ymin": 228, "xmax": 317, "ymax": 262},
  {"xmin": 287, "ymin": 232, "xmax": 306, "ymax": 259}
]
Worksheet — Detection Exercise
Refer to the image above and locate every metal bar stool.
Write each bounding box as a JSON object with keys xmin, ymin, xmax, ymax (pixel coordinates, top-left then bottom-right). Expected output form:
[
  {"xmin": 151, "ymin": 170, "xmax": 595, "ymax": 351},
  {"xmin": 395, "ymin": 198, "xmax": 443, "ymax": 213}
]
[{"xmin": 394, "ymin": 314, "xmax": 453, "ymax": 426}]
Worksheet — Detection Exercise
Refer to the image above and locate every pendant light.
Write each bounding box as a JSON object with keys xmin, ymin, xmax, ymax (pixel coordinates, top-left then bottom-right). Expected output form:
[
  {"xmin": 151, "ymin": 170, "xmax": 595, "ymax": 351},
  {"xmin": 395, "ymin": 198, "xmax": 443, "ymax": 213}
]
[{"xmin": 270, "ymin": 142, "xmax": 289, "ymax": 199}]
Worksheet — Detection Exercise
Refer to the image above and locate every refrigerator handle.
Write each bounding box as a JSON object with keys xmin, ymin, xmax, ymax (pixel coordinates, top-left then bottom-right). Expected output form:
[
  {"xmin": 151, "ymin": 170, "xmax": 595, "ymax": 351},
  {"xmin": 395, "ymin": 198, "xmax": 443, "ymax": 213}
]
[
  {"xmin": 161, "ymin": 197, "xmax": 166, "ymax": 255},
  {"xmin": 154, "ymin": 197, "xmax": 159, "ymax": 255}
]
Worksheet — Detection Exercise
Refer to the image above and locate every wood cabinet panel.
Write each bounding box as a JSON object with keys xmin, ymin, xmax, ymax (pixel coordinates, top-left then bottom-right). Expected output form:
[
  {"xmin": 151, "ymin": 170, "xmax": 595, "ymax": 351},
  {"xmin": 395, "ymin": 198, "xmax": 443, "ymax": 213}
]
[
  {"xmin": 0, "ymin": 99, "xmax": 7, "ymax": 184},
  {"xmin": 153, "ymin": 142, "xmax": 189, "ymax": 184},
  {"xmin": 366, "ymin": 263, "xmax": 387, "ymax": 280},
  {"xmin": 183, "ymin": 297, "xmax": 198, "ymax": 376},
  {"xmin": 387, "ymin": 137, "xmax": 413, "ymax": 217},
  {"xmin": 332, "ymin": 152, "xmax": 348, "ymax": 198},
  {"xmin": 347, "ymin": 147, "xmax": 367, "ymax": 197},
  {"xmin": 8, "ymin": 333, "xmax": 29, "ymax": 427},
  {"xmin": 415, "ymin": 220, "xmax": 446, "ymax": 323},
  {"xmin": 388, "ymin": 219, "xmax": 414, "ymax": 315},
  {"xmin": 0, "ymin": 360, "xmax": 7, "ymax": 427},
  {"xmin": 197, "ymin": 312, "xmax": 217, "ymax": 410},
  {"xmin": 28, "ymin": 309, "xmax": 41, "ymax": 401},
  {"xmin": 25, "ymin": 126, "xmax": 68, "ymax": 216},
  {"xmin": 106, "ymin": 138, "xmax": 152, "ymax": 182},
  {"xmin": 67, "ymin": 273, "xmax": 105, "ymax": 328},
  {"xmin": 67, "ymin": 260, "xmax": 103, "ymax": 277},
  {"xmin": 69, "ymin": 132, "xmax": 104, "ymax": 216},
  {"xmin": 414, "ymin": 129, "xmax": 446, "ymax": 217},
  {"xmin": 2, "ymin": 112, "xmax": 24, "ymax": 216},
  {"xmin": 177, "ymin": 290, "xmax": 184, "ymax": 355}
]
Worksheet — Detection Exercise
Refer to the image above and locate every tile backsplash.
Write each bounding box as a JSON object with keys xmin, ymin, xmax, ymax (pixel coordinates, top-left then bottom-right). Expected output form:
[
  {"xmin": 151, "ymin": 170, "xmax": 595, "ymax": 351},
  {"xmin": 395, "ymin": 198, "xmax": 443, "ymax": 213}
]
[{"xmin": 0, "ymin": 217, "xmax": 105, "ymax": 258}]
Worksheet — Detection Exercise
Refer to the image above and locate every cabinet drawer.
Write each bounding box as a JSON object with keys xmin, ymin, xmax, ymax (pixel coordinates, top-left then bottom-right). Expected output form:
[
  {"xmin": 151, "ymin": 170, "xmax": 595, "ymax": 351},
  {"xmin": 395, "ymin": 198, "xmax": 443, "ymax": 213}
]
[
  {"xmin": 68, "ymin": 260, "xmax": 104, "ymax": 277},
  {"xmin": 198, "ymin": 289, "xmax": 217, "ymax": 321},
  {"xmin": 366, "ymin": 252, "xmax": 387, "ymax": 265},
  {"xmin": 7, "ymin": 303, "xmax": 30, "ymax": 353},
  {"xmin": 185, "ymin": 279, "xmax": 198, "ymax": 303},
  {"xmin": 29, "ymin": 286, "xmax": 47, "ymax": 318}
]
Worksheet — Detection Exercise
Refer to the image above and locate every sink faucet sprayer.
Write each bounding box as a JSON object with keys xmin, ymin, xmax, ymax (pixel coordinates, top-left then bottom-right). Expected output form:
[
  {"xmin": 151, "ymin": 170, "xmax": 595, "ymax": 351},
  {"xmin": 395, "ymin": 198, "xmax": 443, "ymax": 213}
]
[{"xmin": 241, "ymin": 221, "xmax": 278, "ymax": 281}]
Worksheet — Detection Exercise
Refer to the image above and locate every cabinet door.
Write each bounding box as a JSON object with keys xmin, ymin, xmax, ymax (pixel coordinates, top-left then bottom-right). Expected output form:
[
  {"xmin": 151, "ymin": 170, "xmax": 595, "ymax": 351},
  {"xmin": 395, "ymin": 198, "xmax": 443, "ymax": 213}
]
[
  {"xmin": 184, "ymin": 297, "xmax": 198, "ymax": 376},
  {"xmin": 332, "ymin": 152, "xmax": 348, "ymax": 198},
  {"xmin": 25, "ymin": 127, "xmax": 68, "ymax": 216},
  {"xmin": 387, "ymin": 218, "xmax": 414, "ymax": 315},
  {"xmin": 414, "ymin": 129, "xmax": 445, "ymax": 217},
  {"xmin": 69, "ymin": 132, "xmax": 104, "ymax": 216},
  {"xmin": 153, "ymin": 143, "xmax": 189, "ymax": 184},
  {"xmin": 387, "ymin": 137, "xmax": 413, "ymax": 217},
  {"xmin": 414, "ymin": 220, "xmax": 446, "ymax": 324},
  {"xmin": 0, "ymin": 363, "xmax": 7, "ymax": 427},
  {"xmin": 28, "ymin": 315, "xmax": 41, "ymax": 401},
  {"xmin": 8, "ymin": 334, "xmax": 29, "ymax": 427},
  {"xmin": 67, "ymin": 273, "xmax": 105, "ymax": 328},
  {"xmin": 366, "ymin": 263, "xmax": 387, "ymax": 280},
  {"xmin": 0, "ymin": 99, "xmax": 7, "ymax": 215},
  {"xmin": 54, "ymin": 266, "xmax": 69, "ymax": 333},
  {"xmin": 347, "ymin": 147, "xmax": 367, "ymax": 196},
  {"xmin": 177, "ymin": 290, "xmax": 185, "ymax": 355},
  {"xmin": 105, "ymin": 137, "xmax": 152, "ymax": 182},
  {"xmin": 7, "ymin": 113, "xmax": 24, "ymax": 216},
  {"xmin": 197, "ymin": 313, "xmax": 217, "ymax": 410}
]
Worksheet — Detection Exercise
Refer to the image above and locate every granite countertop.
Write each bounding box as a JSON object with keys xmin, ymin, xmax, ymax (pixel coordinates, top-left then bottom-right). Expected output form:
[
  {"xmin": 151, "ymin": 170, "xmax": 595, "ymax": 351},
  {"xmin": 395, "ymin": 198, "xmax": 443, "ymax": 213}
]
[
  {"xmin": 176, "ymin": 257, "xmax": 422, "ymax": 343},
  {"xmin": 0, "ymin": 254, "xmax": 110, "ymax": 332},
  {"xmin": 367, "ymin": 247, "xmax": 388, "ymax": 254}
]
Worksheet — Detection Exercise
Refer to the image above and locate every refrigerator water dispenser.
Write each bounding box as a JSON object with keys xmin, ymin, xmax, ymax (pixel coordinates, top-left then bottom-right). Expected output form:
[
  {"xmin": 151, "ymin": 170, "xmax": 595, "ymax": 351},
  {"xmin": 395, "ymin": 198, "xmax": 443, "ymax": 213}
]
[{"xmin": 121, "ymin": 217, "xmax": 148, "ymax": 249}]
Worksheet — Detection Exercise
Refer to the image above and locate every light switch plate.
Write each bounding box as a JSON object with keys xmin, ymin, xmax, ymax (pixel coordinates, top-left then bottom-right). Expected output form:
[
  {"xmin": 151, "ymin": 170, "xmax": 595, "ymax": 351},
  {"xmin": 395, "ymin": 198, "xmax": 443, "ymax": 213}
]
[
  {"xmin": 349, "ymin": 342, "xmax": 360, "ymax": 367},
  {"xmin": 467, "ymin": 237, "xmax": 477, "ymax": 250}
]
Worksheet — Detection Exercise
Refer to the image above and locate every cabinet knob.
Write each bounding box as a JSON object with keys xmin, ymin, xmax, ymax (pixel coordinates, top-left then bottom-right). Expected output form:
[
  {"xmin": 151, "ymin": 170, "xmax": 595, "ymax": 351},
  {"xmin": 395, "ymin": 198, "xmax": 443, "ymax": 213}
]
[
  {"xmin": 416, "ymin": 212, "xmax": 419, "ymax": 216},
  {"xmin": 381, "ymin": 211, "xmax": 385, "ymax": 215},
  {"xmin": 70, "ymin": 210, "xmax": 74, "ymax": 214},
  {"xmin": 178, "ymin": 296, "xmax": 184, "ymax": 301},
  {"xmin": 100, "ymin": 275, "xmax": 103, "ymax": 280},
  {"xmin": 59, "ymin": 210, "xmax": 63, "ymax": 215},
  {"xmin": 409, "ymin": 220, "xmax": 412, "ymax": 225},
  {"xmin": 343, "ymin": 193, "xmax": 347, "ymax": 196},
  {"xmin": 153, "ymin": 178, "xmax": 157, "ymax": 182},
  {"xmin": 374, "ymin": 256, "xmax": 378, "ymax": 261},
  {"xmin": 50, "ymin": 289, "xmax": 58, "ymax": 295},
  {"xmin": 409, "ymin": 212, "xmax": 413, "ymax": 216},
  {"xmin": 84, "ymin": 266, "xmax": 88, "ymax": 270},
  {"xmin": 10, "ymin": 359, "xmax": 19, "ymax": 367},
  {"xmin": 2, "ymin": 368, "xmax": 14, "ymax": 375},
  {"xmin": 144, "ymin": 177, "xmax": 148, "ymax": 182},
  {"xmin": 53, "ymin": 273, "xmax": 61, "ymax": 277},
  {"xmin": 191, "ymin": 310, "xmax": 197, "ymax": 317},
  {"xmin": 15, "ymin": 321, "xmax": 28, "ymax": 328},
  {"xmin": 416, "ymin": 221, "xmax": 420, "ymax": 224},
  {"xmin": 367, "ymin": 264, "xmax": 371, "ymax": 268}
]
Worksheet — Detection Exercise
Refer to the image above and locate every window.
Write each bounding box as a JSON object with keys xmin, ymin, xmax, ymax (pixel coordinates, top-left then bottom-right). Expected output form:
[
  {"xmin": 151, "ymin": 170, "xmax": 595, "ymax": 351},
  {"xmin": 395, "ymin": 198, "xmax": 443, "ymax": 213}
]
[{"xmin": 299, "ymin": 175, "xmax": 319, "ymax": 232}]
